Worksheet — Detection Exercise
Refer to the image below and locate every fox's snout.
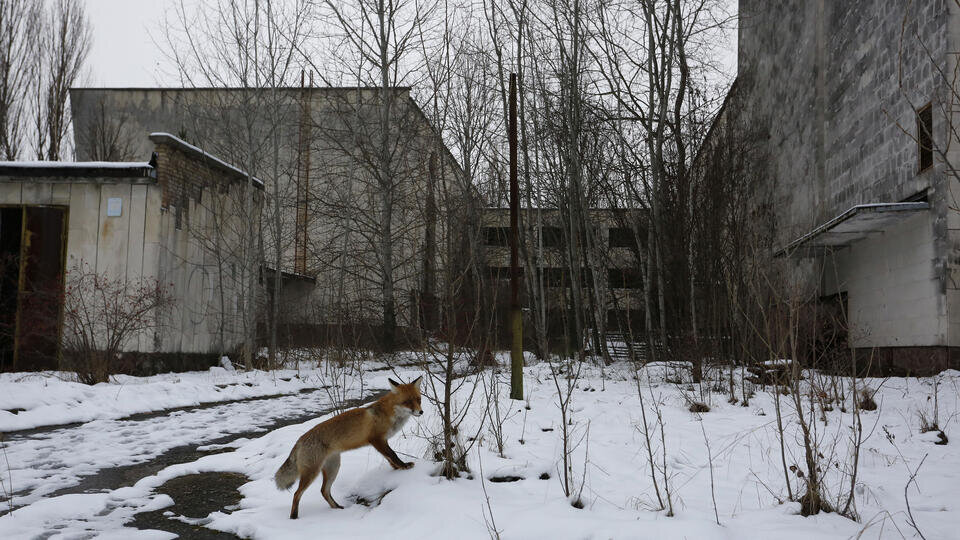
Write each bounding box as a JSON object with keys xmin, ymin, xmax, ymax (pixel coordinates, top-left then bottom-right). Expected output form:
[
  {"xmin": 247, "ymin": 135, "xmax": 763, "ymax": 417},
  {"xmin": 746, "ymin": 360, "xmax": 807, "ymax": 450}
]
[{"xmin": 389, "ymin": 376, "xmax": 424, "ymax": 417}]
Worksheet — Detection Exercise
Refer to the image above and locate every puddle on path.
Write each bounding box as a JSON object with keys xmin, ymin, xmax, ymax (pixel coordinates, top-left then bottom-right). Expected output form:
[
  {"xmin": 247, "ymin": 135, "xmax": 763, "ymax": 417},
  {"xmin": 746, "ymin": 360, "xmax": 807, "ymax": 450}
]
[{"xmin": 130, "ymin": 472, "xmax": 248, "ymax": 539}]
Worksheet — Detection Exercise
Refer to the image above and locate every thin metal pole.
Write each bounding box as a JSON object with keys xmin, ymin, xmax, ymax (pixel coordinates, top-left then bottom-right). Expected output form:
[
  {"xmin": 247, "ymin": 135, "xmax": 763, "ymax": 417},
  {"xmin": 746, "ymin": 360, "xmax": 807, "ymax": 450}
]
[{"xmin": 509, "ymin": 72, "xmax": 523, "ymax": 400}]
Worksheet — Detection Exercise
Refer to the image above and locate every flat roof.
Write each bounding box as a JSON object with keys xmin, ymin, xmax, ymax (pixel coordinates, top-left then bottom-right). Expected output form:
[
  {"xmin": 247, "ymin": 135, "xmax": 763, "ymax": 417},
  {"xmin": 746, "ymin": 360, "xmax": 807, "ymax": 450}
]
[
  {"xmin": 0, "ymin": 161, "xmax": 155, "ymax": 180},
  {"xmin": 775, "ymin": 202, "xmax": 930, "ymax": 257},
  {"xmin": 0, "ymin": 134, "xmax": 265, "ymax": 191},
  {"xmin": 71, "ymin": 86, "xmax": 412, "ymax": 92}
]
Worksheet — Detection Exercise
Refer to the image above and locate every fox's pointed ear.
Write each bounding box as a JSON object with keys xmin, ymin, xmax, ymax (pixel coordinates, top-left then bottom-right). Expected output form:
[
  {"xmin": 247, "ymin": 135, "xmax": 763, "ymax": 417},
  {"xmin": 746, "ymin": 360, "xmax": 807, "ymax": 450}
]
[
  {"xmin": 412, "ymin": 375, "xmax": 422, "ymax": 388},
  {"xmin": 388, "ymin": 378, "xmax": 401, "ymax": 391}
]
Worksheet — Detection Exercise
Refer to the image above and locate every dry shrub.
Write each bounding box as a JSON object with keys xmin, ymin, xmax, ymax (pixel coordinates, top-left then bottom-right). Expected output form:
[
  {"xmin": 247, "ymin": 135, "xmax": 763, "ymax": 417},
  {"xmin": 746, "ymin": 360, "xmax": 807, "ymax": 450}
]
[
  {"xmin": 857, "ymin": 388, "xmax": 877, "ymax": 411},
  {"xmin": 61, "ymin": 264, "xmax": 174, "ymax": 384},
  {"xmin": 471, "ymin": 347, "xmax": 498, "ymax": 367},
  {"xmin": 688, "ymin": 401, "xmax": 711, "ymax": 413},
  {"xmin": 918, "ymin": 410, "xmax": 939, "ymax": 433}
]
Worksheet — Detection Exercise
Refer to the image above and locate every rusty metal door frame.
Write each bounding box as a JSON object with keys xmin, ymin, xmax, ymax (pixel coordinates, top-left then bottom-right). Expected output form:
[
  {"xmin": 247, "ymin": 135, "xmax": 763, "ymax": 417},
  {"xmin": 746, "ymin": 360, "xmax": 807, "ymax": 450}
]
[{"xmin": 1, "ymin": 204, "xmax": 69, "ymax": 371}]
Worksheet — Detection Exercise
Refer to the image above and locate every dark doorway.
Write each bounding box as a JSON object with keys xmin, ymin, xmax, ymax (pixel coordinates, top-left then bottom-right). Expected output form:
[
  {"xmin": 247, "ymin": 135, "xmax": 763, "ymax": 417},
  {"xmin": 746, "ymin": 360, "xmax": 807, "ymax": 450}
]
[
  {"xmin": 0, "ymin": 206, "xmax": 67, "ymax": 371},
  {"xmin": 0, "ymin": 208, "xmax": 23, "ymax": 370}
]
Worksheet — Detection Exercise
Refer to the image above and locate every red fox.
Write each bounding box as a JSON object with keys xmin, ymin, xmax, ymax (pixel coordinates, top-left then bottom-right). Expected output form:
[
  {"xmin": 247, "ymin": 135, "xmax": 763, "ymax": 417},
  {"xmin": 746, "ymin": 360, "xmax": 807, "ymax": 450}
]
[{"xmin": 274, "ymin": 376, "xmax": 424, "ymax": 519}]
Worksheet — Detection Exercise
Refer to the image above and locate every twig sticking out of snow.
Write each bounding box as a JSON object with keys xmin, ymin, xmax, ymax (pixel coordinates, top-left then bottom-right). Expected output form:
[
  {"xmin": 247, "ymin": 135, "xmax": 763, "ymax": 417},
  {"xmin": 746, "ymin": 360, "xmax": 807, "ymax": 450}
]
[
  {"xmin": 904, "ymin": 454, "xmax": 928, "ymax": 540},
  {"xmin": 476, "ymin": 448, "xmax": 502, "ymax": 540}
]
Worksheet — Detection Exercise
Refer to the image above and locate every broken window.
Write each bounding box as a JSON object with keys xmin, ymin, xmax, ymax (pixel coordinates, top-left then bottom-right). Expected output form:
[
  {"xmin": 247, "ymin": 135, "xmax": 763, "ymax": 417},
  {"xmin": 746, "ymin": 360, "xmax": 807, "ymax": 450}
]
[
  {"xmin": 540, "ymin": 226, "xmax": 563, "ymax": 248},
  {"xmin": 483, "ymin": 227, "xmax": 509, "ymax": 247},
  {"xmin": 608, "ymin": 227, "xmax": 637, "ymax": 248},
  {"xmin": 918, "ymin": 103, "xmax": 933, "ymax": 172},
  {"xmin": 539, "ymin": 267, "xmax": 566, "ymax": 287},
  {"xmin": 608, "ymin": 268, "xmax": 643, "ymax": 289}
]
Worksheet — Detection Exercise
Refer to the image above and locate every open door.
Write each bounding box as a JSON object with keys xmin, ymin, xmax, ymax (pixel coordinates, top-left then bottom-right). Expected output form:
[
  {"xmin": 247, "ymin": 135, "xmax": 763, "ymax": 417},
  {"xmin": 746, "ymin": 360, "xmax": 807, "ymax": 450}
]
[
  {"xmin": 0, "ymin": 206, "xmax": 67, "ymax": 371},
  {"xmin": 0, "ymin": 207, "xmax": 23, "ymax": 370}
]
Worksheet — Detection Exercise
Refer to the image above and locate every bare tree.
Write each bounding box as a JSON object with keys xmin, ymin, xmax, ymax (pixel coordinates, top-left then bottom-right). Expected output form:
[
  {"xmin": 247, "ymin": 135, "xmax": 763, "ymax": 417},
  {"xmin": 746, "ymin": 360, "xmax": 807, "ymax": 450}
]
[
  {"xmin": 0, "ymin": 0, "xmax": 40, "ymax": 160},
  {"xmin": 304, "ymin": 0, "xmax": 439, "ymax": 351},
  {"xmin": 592, "ymin": 0, "xmax": 732, "ymax": 363},
  {"xmin": 77, "ymin": 99, "xmax": 137, "ymax": 161},
  {"xmin": 0, "ymin": 0, "xmax": 89, "ymax": 161},
  {"xmin": 533, "ymin": 0, "xmax": 604, "ymax": 360},
  {"xmin": 61, "ymin": 263, "xmax": 174, "ymax": 385},
  {"xmin": 162, "ymin": 0, "xmax": 309, "ymax": 368},
  {"xmin": 33, "ymin": 0, "xmax": 91, "ymax": 160}
]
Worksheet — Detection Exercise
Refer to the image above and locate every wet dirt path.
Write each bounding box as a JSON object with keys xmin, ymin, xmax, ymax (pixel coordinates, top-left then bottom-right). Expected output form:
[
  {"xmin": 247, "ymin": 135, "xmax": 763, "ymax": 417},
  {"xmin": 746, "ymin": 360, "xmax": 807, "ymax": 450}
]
[{"xmin": 0, "ymin": 388, "xmax": 381, "ymax": 518}]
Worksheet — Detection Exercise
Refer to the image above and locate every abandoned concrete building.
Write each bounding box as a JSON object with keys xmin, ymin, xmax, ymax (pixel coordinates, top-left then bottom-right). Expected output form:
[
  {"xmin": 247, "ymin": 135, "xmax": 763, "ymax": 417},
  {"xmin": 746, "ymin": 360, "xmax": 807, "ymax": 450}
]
[
  {"xmin": 0, "ymin": 134, "xmax": 263, "ymax": 371},
  {"xmin": 480, "ymin": 208, "xmax": 646, "ymax": 348},
  {"xmin": 704, "ymin": 1, "xmax": 960, "ymax": 372},
  {"xmin": 70, "ymin": 87, "xmax": 466, "ymax": 345}
]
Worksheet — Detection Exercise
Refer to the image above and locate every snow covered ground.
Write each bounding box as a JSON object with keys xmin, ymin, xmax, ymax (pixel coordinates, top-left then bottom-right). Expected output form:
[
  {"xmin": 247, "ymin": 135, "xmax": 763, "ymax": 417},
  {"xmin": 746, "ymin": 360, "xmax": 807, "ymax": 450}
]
[
  {"xmin": 1, "ymin": 356, "xmax": 958, "ymax": 539},
  {"xmin": 0, "ymin": 353, "xmax": 388, "ymax": 432}
]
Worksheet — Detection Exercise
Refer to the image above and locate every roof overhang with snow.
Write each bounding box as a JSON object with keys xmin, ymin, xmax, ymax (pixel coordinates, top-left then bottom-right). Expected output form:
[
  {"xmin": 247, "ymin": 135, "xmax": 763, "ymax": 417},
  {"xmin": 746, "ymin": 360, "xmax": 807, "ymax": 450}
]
[
  {"xmin": 0, "ymin": 161, "xmax": 155, "ymax": 181},
  {"xmin": 775, "ymin": 202, "xmax": 930, "ymax": 257},
  {"xmin": 149, "ymin": 132, "xmax": 265, "ymax": 190}
]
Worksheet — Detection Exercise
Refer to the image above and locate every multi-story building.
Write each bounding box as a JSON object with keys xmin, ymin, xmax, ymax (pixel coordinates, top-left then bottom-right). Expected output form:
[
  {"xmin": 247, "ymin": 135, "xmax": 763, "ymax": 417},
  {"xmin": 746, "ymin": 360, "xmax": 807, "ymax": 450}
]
[
  {"xmin": 706, "ymin": 1, "xmax": 960, "ymax": 372},
  {"xmin": 479, "ymin": 207, "xmax": 646, "ymax": 348}
]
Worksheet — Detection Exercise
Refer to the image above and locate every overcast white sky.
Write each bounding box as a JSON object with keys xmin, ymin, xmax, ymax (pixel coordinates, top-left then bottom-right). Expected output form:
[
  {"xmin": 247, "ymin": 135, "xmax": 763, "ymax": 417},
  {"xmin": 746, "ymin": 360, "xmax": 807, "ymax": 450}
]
[
  {"xmin": 82, "ymin": 0, "xmax": 737, "ymax": 88},
  {"xmin": 82, "ymin": 0, "xmax": 178, "ymax": 86}
]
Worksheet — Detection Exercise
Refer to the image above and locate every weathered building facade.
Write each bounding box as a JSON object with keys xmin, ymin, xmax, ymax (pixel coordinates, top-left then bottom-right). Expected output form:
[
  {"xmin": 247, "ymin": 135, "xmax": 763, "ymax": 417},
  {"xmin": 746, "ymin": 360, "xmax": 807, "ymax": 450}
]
[
  {"xmin": 715, "ymin": 1, "xmax": 960, "ymax": 371},
  {"xmin": 0, "ymin": 134, "xmax": 263, "ymax": 371},
  {"xmin": 480, "ymin": 208, "xmax": 646, "ymax": 350},
  {"xmin": 70, "ymin": 87, "xmax": 465, "ymax": 346}
]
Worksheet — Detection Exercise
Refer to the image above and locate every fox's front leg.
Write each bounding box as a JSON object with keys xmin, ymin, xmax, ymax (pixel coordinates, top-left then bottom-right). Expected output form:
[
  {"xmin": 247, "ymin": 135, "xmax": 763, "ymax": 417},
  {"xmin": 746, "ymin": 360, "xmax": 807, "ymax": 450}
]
[{"xmin": 370, "ymin": 438, "xmax": 413, "ymax": 469}]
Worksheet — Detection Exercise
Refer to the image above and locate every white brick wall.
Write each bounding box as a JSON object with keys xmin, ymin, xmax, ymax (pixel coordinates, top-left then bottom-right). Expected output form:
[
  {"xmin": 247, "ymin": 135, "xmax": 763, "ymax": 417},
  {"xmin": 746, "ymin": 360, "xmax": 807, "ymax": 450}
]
[{"xmin": 828, "ymin": 212, "xmax": 945, "ymax": 347}]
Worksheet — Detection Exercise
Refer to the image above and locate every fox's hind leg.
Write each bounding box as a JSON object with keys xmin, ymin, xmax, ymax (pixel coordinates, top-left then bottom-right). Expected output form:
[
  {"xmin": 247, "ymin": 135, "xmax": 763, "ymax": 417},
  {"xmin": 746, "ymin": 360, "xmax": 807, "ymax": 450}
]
[
  {"xmin": 290, "ymin": 465, "xmax": 320, "ymax": 519},
  {"xmin": 320, "ymin": 453, "xmax": 343, "ymax": 509}
]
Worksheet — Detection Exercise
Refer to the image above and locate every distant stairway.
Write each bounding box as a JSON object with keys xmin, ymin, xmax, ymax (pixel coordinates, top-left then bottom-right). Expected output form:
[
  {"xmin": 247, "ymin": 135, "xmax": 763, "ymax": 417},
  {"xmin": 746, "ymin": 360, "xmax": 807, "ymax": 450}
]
[{"xmin": 603, "ymin": 333, "xmax": 653, "ymax": 362}]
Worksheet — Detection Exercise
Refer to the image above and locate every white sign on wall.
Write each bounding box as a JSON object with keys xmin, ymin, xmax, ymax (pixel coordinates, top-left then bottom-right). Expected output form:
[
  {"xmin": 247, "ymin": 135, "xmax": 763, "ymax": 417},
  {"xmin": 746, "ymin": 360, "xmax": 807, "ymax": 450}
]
[{"xmin": 106, "ymin": 197, "xmax": 122, "ymax": 217}]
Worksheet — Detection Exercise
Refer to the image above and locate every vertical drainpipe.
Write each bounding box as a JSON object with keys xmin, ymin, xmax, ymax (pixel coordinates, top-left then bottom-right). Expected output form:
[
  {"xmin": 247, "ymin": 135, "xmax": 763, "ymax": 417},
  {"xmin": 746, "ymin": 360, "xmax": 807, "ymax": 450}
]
[{"xmin": 295, "ymin": 71, "xmax": 312, "ymax": 276}]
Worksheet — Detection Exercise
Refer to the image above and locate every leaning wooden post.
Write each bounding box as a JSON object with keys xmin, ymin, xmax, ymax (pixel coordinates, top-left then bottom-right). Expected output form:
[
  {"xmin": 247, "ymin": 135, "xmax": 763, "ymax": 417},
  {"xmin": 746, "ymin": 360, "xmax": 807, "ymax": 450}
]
[{"xmin": 509, "ymin": 72, "xmax": 524, "ymax": 400}]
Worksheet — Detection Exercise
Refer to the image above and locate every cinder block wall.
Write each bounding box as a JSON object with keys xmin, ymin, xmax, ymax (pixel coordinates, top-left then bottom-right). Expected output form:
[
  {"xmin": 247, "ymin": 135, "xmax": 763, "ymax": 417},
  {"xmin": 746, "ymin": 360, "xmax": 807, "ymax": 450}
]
[
  {"xmin": 942, "ymin": 2, "xmax": 960, "ymax": 348},
  {"xmin": 738, "ymin": 0, "xmax": 957, "ymax": 357},
  {"xmin": 739, "ymin": 0, "xmax": 951, "ymax": 235}
]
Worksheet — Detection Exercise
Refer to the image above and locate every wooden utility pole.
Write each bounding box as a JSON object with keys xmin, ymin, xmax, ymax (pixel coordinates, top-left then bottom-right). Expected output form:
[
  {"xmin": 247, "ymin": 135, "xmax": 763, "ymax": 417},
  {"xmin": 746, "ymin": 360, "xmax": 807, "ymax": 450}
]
[{"xmin": 509, "ymin": 72, "xmax": 523, "ymax": 400}]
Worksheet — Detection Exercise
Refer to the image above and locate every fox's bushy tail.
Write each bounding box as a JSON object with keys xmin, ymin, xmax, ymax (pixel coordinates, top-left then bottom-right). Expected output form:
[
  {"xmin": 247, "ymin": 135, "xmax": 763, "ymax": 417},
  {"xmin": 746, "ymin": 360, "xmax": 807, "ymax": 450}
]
[{"xmin": 274, "ymin": 447, "xmax": 298, "ymax": 490}]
